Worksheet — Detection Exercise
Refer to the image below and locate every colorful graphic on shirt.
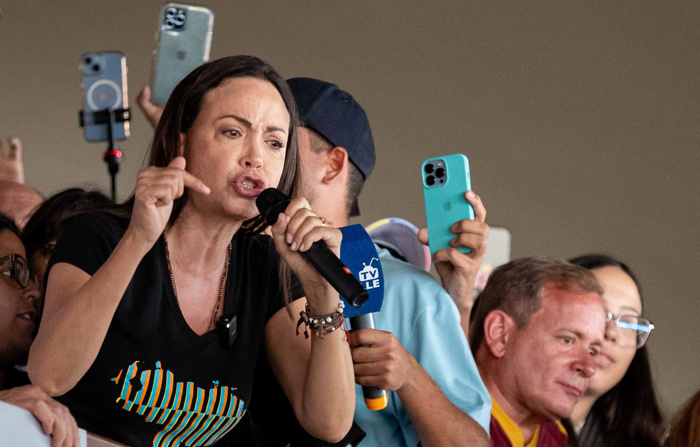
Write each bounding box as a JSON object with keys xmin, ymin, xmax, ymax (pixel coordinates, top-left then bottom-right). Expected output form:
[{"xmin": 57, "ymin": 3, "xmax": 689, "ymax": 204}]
[{"xmin": 111, "ymin": 360, "xmax": 245, "ymax": 447}]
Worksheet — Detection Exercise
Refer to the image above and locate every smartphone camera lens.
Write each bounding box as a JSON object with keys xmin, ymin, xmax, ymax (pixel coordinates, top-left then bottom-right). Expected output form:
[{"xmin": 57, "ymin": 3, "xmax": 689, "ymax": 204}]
[
  {"xmin": 92, "ymin": 64, "xmax": 100, "ymax": 72},
  {"xmin": 426, "ymin": 175, "xmax": 435, "ymax": 186},
  {"xmin": 173, "ymin": 14, "xmax": 185, "ymax": 26},
  {"xmin": 165, "ymin": 7, "xmax": 177, "ymax": 18},
  {"xmin": 163, "ymin": 18, "xmax": 175, "ymax": 29},
  {"xmin": 435, "ymin": 167, "xmax": 445, "ymax": 178},
  {"xmin": 424, "ymin": 164, "xmax": 434, "ymax": 174},
  {"xmin": 84, "ymin": 56, "xmax": 92, "ymax": 65}
]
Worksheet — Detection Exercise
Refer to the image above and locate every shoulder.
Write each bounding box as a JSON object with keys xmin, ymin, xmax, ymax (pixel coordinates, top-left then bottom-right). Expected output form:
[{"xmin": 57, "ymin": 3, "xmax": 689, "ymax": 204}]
[
  {"xmin": 62, "ymin": 211, "xmax": 126, "ymax": 240},
  {"xmin": 377, "ymin": 246, "xmax": 457, "ymax": 315},
  {"xmin": 378, "ymin": 248, "xmax": 446, "ymax": 299},
  {"xmin": 48, "ymin": 211, "xmax": 126, "ymax": 277}
]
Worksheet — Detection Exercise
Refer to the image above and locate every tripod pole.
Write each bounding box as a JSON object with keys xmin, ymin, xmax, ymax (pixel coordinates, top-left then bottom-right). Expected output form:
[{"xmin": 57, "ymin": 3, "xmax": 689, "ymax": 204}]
[{"xmin": 104, "ymin": 109, "xmax": 122, "ymax": 202}]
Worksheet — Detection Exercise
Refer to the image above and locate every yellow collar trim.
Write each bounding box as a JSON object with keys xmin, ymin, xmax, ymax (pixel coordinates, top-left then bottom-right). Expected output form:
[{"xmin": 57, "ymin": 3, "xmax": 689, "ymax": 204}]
[{"xmin": 491, "ymin": 398, "xmax": 541, "ymax": 447}]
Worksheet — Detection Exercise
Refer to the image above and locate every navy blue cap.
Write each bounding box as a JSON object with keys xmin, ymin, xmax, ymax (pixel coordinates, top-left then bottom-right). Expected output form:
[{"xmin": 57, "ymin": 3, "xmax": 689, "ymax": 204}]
[{"xmin": 288, "ymin": 78, "xmax": 375, "ymax": 216}]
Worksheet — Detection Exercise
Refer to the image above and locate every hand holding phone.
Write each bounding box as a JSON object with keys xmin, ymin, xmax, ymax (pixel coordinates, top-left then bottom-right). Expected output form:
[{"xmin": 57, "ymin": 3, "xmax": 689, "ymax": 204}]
[
  {"xmin": 422, "ymin": 154, "xmax": 474, "ymax": 255},
  {"xmin": 420, "ymin": 161, "xmax": 489, "ymax": 320}
]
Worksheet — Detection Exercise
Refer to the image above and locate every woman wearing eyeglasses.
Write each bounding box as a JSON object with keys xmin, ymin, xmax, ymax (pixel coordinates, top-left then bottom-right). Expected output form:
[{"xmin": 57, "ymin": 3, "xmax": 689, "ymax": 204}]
[
  {"xmin": 0, "ymin": 213, "xmax": 81, "ymax": 447},
  {"xmin": 563, "ymin": 254, "xmax": 663, "ymax": 447}
]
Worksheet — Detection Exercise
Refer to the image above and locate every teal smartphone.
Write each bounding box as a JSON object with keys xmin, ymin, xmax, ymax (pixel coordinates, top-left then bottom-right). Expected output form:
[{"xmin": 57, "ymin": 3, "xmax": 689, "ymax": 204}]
[
  {"xmin": 422, "ymin": 154, "xmax": 474, "ymax": 255},
  {"xmin": 150, "ymin": 3, "xmax": 214, "ymax": 104}
]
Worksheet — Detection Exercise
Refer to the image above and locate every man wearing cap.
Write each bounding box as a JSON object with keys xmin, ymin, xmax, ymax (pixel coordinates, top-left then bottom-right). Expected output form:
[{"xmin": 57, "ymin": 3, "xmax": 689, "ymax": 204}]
[{"xmin": 287, "ymin": 77, "xmax": 491, "ymax": 447}]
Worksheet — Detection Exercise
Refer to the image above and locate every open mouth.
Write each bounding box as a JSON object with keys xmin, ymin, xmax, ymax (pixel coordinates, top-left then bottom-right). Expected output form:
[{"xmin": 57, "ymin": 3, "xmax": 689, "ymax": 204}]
[
  {"xmin": 231, "ymin": 175, "xmax": 266, "ymax": 197},
  {"xmin": 16, "ymin": 309, "xmax": 36, "ymax": 328}
]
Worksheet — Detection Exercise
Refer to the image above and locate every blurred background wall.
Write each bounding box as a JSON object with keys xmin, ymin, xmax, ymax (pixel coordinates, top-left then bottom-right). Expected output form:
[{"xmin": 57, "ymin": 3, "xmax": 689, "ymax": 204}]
[{"xmin": 1, "ymin": 0, "xmax": 698, "ymax": 418}]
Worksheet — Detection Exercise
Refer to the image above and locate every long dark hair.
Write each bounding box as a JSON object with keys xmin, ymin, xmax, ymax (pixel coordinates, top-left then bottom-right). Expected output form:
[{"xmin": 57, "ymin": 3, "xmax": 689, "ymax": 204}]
[
  {"xmin": 566, "ymin": 254, "xmax": 663, "ymax": 447},
  {"xmin": 139, "ymin": 55, "xmax": 300, "ymax": 233}
]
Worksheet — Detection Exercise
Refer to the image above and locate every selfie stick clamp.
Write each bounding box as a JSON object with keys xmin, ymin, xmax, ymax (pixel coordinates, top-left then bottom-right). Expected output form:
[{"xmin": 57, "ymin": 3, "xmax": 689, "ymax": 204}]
[{"xmin": 79, "ymin": 108, "xmax": 130, "ymax": 201}]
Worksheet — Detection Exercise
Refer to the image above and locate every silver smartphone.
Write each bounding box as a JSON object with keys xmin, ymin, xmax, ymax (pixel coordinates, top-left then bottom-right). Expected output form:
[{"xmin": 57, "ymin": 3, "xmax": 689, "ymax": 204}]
[{"xmin": 150, "ymin": 3, "xmax": 214, "ymax": 104}]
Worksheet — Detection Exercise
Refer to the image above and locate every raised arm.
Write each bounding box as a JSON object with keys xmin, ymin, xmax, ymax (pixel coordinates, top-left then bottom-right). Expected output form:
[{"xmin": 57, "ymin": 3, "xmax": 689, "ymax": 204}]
[
  {"xmin": 418, "ymin": 191, "xmax": 488, "ymax": 336},
  {"xmin": 27, "ymin": 157, "xmax": 209, "ymax": 395},
  {"xmin": 264, "ymin": 197, "xmax": 355, "ymax": 443}
]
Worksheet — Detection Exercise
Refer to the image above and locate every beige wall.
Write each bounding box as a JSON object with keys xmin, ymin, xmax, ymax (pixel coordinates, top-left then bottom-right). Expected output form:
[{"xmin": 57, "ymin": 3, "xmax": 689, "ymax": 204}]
[{"xmin": 1, "ymin": 0, "xmax": 698, "ymax": 418}]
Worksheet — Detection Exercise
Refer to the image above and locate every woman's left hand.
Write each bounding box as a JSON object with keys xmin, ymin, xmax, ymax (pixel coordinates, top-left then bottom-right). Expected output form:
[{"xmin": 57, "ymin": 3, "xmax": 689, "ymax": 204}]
[{"xmin": 270, "ymin": 197, "xmax": 341, "ymax": 309}]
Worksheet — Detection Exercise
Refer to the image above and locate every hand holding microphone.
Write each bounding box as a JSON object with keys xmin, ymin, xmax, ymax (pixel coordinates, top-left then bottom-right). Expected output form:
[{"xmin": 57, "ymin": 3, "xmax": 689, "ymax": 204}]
[{"xmin": 257, "ymin": 188, "xmax": 369, "ymax": 308}]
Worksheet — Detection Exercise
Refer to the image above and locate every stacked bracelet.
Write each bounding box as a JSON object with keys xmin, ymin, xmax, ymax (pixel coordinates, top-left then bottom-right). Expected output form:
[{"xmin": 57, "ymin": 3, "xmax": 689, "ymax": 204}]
[{"xmin": 296, "ymin": 301, "xmax": 345, "ymax": 339}]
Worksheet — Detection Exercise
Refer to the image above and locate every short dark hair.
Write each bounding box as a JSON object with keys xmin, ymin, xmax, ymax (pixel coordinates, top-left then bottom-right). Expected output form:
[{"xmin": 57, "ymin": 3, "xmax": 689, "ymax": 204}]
[
  {"xmin": 305, "ymin": 128, "xmax": 365, "ymax": 218},
  {"xmin": 469, "ymin": 256, "xmax": 602, "ymax": 353}
]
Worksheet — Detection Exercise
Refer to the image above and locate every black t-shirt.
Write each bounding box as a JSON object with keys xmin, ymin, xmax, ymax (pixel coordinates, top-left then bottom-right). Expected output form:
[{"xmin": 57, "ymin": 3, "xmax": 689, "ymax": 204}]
[{"xmin": 47, "ymin": 212, "xmax": 303, "ymax": 447}]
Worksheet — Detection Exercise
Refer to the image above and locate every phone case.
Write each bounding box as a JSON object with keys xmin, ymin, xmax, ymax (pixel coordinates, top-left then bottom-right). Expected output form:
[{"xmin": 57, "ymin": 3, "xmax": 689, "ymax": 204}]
[
  {"xmin": 81, "ymin": 52, "xmax": 129, "ymax": 142},
  {"xmin": 422, "ymin": 154, "xmax": 474, "ymax": 255},
  {"xmin": 151, "ymin": 3, "xmax": 214, "ymax": 104}
]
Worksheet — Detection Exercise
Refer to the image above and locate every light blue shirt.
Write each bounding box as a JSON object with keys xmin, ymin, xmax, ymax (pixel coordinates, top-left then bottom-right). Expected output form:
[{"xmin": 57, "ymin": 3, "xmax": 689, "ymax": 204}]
[{"xmin": 352, "ymin": 246, "xmax": 492, "ymax": 447}]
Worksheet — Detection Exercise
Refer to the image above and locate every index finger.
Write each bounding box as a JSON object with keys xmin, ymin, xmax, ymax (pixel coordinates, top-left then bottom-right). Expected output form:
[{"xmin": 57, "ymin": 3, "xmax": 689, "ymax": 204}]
[
  {"xmin": 349, "ymin": 328, "xmax": 386, "ymax": 348},
  {"xmin": 465, "ymin": 191, "xmax": 486, "ymax": 223},
  {"xmin": 182, "ymin": 170, "xmax": 210, "ymax": 195}
]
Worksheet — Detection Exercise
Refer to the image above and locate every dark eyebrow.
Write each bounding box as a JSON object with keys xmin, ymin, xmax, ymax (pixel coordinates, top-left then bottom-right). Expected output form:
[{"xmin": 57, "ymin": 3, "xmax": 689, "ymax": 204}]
[
  {"xmin": 266, "ymin": 125, "xmax": 287, "ymax": 135},
  {"xmin": 218, "ymin": 115, "xmax": 287, "ymax": 135},
  {"xmin": 219, "ymin": 114, "xmax": 252, "ymax": 127}
]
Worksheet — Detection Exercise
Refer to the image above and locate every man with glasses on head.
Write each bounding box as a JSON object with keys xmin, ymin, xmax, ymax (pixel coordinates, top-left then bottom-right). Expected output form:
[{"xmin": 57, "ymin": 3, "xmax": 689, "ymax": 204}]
[{"xmin": 0, "ymin": 213, "xmax": 80, "ymax": 447}]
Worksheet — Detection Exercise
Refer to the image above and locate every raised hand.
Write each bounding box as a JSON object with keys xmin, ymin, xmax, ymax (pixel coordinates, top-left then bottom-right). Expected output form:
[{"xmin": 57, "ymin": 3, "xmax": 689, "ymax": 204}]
[
  {"xmin": 0, "ymin": 136, "xmax": 25, "ymax": 184},
  {"xmin": 0, "ymin": 385, "xmax": 80, "ymax": 447},
  {"xmin": 128, "ymin": 156, "xmax": 210, "ymax": 249},
  {"xmin": 418, "ymin": 191, "xmax": 488, "ymax": 314},
  {"xmin": 136, "ymin": 86, "xmax": 165, "ymax": 129}
]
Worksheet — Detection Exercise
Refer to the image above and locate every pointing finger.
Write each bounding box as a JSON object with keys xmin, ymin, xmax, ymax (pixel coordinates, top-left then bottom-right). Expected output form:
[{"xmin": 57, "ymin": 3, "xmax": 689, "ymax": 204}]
[{"xmin": 183, "ymin": 171, "xmax": 210, "ymax": 195}]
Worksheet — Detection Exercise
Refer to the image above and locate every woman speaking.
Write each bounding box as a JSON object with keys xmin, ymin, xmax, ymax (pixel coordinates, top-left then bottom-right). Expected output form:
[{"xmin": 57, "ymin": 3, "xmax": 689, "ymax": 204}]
[{"xmin": 27, "ymin": 56, "xmax": 355, "ymax": 447}]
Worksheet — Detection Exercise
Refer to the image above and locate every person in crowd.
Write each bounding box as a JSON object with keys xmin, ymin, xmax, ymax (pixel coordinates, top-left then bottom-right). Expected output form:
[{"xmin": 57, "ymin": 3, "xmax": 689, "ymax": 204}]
[
  {"xmin": 0, "ymin": 213, "xmax": 80, "ymax": 447},
  {"xmin": 289, "ymin": 77, "xmax": 491, "ymax": 447},
  {"xmin": 26, "ymin": 56, "xmax": 355, "ymax": 447},
  {"xmin": 23, "ymin": 188, "xmax": 116, "ymax": 289},
  {"xmin": 563, "ymin": 254, "xmax": 663, "ymax": 447},
  {"xmin": 0, "ymin": 136, "xmax": 43, "ymax": 229},
  {"xmin": 664, "ymin": 388, "xmax": 700, "ymax": 447},
  {"xmin": 469, "ymin": 256, "xmax": 607, "ymax": 447}
]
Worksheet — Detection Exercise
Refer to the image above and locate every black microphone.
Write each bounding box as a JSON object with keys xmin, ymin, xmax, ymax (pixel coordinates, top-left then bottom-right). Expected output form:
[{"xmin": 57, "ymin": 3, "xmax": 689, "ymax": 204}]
[
  {"xmin": 256, "ymin": 188, "xmax": 369, "ymax": 308},
  {"xmin": 350, "ymin": 313, "xmax": 388, "ymax": 411}
]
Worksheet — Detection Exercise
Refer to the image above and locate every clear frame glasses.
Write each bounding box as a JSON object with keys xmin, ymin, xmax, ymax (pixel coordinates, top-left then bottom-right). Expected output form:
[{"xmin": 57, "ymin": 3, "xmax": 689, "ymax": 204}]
[
  {"xmin": 0, "ymin": 253, "xmax": 30, "ymax": 289},
  {"xmin": 606, "ymin": 311, "xmax": 654, "ymax": 349}
]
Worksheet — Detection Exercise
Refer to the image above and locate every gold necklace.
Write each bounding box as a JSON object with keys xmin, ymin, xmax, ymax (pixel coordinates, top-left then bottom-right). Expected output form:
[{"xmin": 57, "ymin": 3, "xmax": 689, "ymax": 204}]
[{"xmin": 163, "ymin": 231, "xmax": 232, "ymax": 331}]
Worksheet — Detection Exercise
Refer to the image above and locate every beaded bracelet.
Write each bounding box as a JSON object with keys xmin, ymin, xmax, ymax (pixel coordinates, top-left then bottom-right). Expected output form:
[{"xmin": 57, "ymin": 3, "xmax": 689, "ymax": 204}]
[{"xmin": 296, "ymin": 300, "xmax": 345, "ymax": 339}]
